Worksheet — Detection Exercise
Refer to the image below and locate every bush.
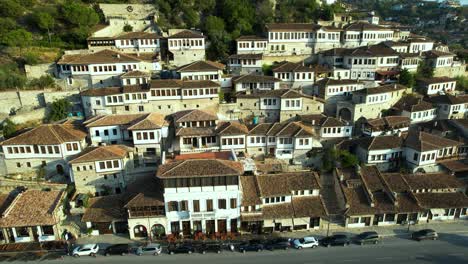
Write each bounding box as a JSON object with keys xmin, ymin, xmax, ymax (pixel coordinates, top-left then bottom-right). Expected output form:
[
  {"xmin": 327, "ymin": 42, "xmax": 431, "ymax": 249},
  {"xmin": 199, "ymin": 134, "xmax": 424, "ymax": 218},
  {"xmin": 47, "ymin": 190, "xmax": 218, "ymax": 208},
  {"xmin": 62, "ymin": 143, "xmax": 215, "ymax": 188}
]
[
  {"xmin": 2, "ymin": 118, "xmax": 17, "ymax": 139},
  {"xmin": 23, "ymin": 52, "xmax": 41, "ymax": 65},
  {"xmin": 28, "ymin": 75, "xmax": 56, "ymax": 89},
  {"xmin": 123, "ymin": 24, "xmax": 133, "ymax": 32}
]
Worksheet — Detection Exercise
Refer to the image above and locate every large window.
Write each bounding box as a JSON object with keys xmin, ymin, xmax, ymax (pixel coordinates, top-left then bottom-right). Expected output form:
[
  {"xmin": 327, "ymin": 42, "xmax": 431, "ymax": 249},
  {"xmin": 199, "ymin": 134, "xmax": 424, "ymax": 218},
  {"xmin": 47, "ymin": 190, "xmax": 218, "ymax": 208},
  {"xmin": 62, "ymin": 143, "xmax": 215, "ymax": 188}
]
[
  {"xmin": 193, "ymin": 200, "xmax": 200, "ymax": 212},
  {"xmin": 218, "ymin": 199, "xmax": 226, "ymax": 209},
  {"xmin": 206, "ymin": 199, "xmax": 213, "ymax": 212},
  {"xmin": 168, "ymin": 201, "xmax": 179, "ymax": 212}
]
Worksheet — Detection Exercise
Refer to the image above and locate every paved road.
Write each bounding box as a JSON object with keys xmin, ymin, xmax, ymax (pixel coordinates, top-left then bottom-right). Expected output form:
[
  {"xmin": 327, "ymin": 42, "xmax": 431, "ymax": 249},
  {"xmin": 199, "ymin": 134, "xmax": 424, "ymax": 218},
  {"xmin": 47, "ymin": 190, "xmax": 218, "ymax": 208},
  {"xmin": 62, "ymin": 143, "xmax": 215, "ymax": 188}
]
[{"xmin": 5, "ymin": 232, "xmax": 468, "ymax": 264}]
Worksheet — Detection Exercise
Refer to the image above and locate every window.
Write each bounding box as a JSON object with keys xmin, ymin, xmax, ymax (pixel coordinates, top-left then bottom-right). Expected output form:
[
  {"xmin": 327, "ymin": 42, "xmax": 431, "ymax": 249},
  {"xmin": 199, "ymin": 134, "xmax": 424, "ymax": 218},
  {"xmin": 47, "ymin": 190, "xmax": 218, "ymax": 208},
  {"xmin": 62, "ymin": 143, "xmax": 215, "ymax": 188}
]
[
  {"xmin": 218, "ymin": 199, "xmax": 226, "ymax": 209},
  {"xmin": 168, "ymin": 201, "xmax": 179, "ymax": 212},
  {"xmin": 193, "ymin": 200, "xmax": 200, "ymax": 212},
  {"xmin": 230, "ymin": 198, "xmax": 237, "ymax": 209},
  {"xmin": 413, "ymin": 153, "xmax": 419, "ymax": 161},
  {"xmin": 180, "ymin": 200, "xmax": 188, "ymax": 211},
  {"xmin": 206, "ymin": 199, "xmax": 213, "ymax": 212}
]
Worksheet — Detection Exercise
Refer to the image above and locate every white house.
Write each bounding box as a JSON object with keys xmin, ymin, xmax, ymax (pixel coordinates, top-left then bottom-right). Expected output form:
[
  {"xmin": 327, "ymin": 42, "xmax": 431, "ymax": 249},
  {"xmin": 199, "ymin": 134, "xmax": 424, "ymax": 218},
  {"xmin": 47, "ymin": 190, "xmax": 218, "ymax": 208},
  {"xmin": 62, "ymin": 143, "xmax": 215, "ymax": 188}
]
[
  {"xmin": 176, "ymin": 60, "xmax": 225, "ymax": 82},
  {"xmin": 394, "ymin": 96, "xmax": 437, "ymax": 124},
  {"xmin": 167, "ymin": 30, "xmax": 206, "ymax": 66},
  {"xmin": 157, "ymin": 159, "xmax": 244, "ymax": 235},
  {"xmin": 0, "ymin": 121, "xmax": 87, "ymax": 178},
  {"xmin": 404, "ymin": 130, "xmax": 462, "ymax": 173},
  {"xmin": 428, "ymin": 94, "xmax": 468, "ymax": 120},
  {"xmin": 417, "ymin": 77, "xmax": 457, "ymax": 95}
]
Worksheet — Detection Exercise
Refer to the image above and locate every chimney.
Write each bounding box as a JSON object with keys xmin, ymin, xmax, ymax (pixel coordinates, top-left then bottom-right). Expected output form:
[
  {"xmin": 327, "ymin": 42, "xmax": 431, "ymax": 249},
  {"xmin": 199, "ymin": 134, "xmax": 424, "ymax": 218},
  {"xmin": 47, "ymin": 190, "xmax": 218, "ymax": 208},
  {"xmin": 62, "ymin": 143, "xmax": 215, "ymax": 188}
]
[{"xmin": 116, "ymin": 54, "xmax": 121, "ymax": 59}]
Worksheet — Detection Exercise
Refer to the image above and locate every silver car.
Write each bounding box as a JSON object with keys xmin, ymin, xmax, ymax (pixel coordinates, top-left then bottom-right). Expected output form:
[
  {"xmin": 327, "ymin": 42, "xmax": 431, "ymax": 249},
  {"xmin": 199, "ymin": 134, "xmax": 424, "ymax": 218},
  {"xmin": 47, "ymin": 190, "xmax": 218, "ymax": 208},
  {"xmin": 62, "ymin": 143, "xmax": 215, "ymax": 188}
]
[{"xmin": 135, "ymin": 244, "xmax": 162, "ymax": 256}]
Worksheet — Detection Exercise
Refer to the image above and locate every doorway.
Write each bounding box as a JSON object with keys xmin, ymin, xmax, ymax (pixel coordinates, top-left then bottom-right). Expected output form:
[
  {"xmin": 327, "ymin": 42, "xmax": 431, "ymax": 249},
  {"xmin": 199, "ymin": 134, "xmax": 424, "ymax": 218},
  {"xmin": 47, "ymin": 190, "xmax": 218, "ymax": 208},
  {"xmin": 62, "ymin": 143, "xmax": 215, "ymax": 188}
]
[{"xmin": 56, "ymin": 164, "xmax": 64, "ymax": 175}]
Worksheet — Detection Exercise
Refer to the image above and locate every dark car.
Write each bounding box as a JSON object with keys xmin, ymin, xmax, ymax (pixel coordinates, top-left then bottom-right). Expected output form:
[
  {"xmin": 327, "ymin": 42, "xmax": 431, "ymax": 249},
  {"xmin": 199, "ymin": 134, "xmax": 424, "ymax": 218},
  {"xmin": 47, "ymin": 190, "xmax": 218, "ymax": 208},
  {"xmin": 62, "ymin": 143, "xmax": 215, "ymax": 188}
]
[
  {"xmin": 104, "ymin": 244, "xmax": 131, "ymax": 256},
  {"xmin": 354, "ymin": 231, "xmax": 380, "ymax": 245},
  {"xmin": 321, "ymin": 234, "xmax": 350, "ymax": 247},
  {"xmin": 168, "ymin": 244, "xmax": 195, "ymax": 255},
  {"xmin": 411, "ymin": 229, "xmax": 438, "ymax": 241},
  {"xmin": 264, "ymin": 238, "xmax": 290, "ymax": 251},
  {"xmin": 198, "ymin": 243, "xmax": 222, "ymax": 254},
  {"xmin": 239, "ymin": 240, "xmax": 264, "ymax": 253}
]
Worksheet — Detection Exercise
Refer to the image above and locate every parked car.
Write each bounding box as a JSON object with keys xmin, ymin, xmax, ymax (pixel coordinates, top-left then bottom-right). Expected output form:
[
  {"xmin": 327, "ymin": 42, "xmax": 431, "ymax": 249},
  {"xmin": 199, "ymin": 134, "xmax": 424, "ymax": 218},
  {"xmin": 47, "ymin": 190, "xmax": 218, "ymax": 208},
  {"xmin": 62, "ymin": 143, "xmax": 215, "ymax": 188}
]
[
  {"xmin": 239, "ymin": 240, "xmax": 264, "ymax": 253},
  {"xmin": 135, "ymin": 244, "xmax": 162, "ymax": 256},
  {"xmin": 354, "ymin": 231, "xmax": 380, "ymax": 245},
  {"xmin": 411, "ymin": 229, "xmax": 438, "ymax": 241},
  {"xmin": 104, "ymin": 244, "xmax": 131, "ymax": 256},
  {"xmin": 168, "ymin": 244, "xmax": 195, "ymax": 255},
  {"xmin": 71, "ymin": 244, "xmax": 99, "ymax": 257},
  {"xmin": 198, "ymin": 243, "xmax": 222, "ymax": 254},
  {"xmin": 321, "ymin": 234, "xmax": 350, "ymax": 247},
  {"xmin": 265, "ymin": 238, "xmax": 291, "ymax": 250},
  {"xmin": 292, "ymin": 236, "xmax": 319, "ymax": 249}
]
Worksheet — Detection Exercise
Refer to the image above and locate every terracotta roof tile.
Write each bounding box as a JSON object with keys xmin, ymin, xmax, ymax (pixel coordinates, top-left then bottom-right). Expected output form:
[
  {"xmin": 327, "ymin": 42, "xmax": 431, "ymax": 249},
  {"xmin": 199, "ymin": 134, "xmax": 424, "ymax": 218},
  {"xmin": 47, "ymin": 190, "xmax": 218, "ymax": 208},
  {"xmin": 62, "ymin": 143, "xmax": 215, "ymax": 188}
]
[
  {"xmin": 413, "ymin": 192, "xmax": 468, "ymax": 209},
  {"xmin": 256, "ymin": 172, "xmax": 321, "ymax": 197},
  {"xmin": 240, "ymin": 175, "xmax": 261, "ymax": 206},
  {"xmin": 69, "ymin": 145, "xmax": 131, "ymax": 164},
  {"xmin": 82, "ymin": 194, "xmax": 127, "ymax": 223},
  {"xmin": 228, "ymin": 53, "xmax": 263, "ymax": 60},
  {"xmin": 81, "ymin": 87, "xmax": 122, "ymax": 97},
  {"xmin": 402, "ymin": 173, "xmax": 465, "ymax": 190},
  {"xmin": 231, "ymin": 74, "xmax": 281, "ymax": 83},
  {"xmin": 127, "ymin": 113, "xmax": 167, "ymax": 130},
  {"xmin": 0, "ymin": 190, "xmax": 64, "ymax": 228},
  {"xmin": 169, "ymin": 30, "xmax": 204, "ymax": 39},
  {"xmin": 404, "ymin": 130, "xmax": 461, "ymax": 152},
  {"xmin": 216, "ymin": 121, "xmax": 249, "ymax": 135},
  {"xmin": 353, "ymin": 84, "xmax": 407, "ymax": 95},
  {"xmin": 172, "ymin": 109, "xmax": 218, "ymax": 123},
  {"xmin": 272, "ymin": 61, "xmax": 315, "ymax": 72},
  {"xmin": 292, "ymin": 196, "xmax": 328, "ymax": 218},
  {"xmin": 1, "ymin": 122, "xmax": 86, "ymax": 146},
  {"xmin": 157, "ymin": 159, "xmax": 243, "ymax": 179},
  {"xmin": 85, "ymin": 113, "xmax": 148, "ymax": 127},
  {"xmin": 58, "ymin": 50, "xmax": 140, "ymax": 65},
  {"xmin": 177, "ymin": 60, "xmax": 225, "ymax": 72}
]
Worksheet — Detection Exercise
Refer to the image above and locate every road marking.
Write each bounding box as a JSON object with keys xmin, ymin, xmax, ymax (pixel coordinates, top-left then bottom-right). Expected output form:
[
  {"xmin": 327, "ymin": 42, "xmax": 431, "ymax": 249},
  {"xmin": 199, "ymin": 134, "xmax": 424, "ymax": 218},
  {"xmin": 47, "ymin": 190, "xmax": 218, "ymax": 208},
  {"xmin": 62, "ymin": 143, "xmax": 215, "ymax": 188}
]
[
  {"xmin": 343, "ymin": 259, "xmax": 359, "ymax": 262},
  {"xmin": 448, "ymin": 253, "xmax": 464, "ymax": 256}
]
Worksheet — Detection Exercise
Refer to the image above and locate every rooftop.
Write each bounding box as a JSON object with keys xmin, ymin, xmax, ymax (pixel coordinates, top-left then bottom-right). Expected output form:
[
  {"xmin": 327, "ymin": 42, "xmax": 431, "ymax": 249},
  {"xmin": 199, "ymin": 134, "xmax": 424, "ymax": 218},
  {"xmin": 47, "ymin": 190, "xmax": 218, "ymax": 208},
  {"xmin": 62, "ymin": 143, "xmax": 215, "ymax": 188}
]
[
  {"xmin": 0, "ymin": 190, "xmax": 64, "ymax": 228},
  {"xmin": 1, "ymin": 121, "xmax": 87, "ymax": 146}
]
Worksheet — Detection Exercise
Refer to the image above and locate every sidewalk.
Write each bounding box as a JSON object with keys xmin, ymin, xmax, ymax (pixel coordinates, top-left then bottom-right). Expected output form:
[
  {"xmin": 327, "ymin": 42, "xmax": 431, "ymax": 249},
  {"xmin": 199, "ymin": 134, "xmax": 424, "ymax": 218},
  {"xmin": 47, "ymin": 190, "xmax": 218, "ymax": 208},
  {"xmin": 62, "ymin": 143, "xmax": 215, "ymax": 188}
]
[
  {"xmin": 275, "ymin": 220, "xmax": 468, "ymax": 239},
  {"xmin": 75, "ymin": 220, "xmax": 468, "ymax": 246}
]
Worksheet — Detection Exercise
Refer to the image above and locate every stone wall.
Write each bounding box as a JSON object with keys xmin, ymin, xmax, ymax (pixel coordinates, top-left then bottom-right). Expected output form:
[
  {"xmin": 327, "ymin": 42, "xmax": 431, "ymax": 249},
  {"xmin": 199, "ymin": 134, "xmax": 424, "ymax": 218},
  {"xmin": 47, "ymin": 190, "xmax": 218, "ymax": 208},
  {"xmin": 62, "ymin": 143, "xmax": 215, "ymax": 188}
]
[
  {"xmin": 433, "ymin": 64, "xmax": 467, "ymax": 78},
  {"xmin": 25, "ymin": 63, "xmax": 56, "ymax": 79}
]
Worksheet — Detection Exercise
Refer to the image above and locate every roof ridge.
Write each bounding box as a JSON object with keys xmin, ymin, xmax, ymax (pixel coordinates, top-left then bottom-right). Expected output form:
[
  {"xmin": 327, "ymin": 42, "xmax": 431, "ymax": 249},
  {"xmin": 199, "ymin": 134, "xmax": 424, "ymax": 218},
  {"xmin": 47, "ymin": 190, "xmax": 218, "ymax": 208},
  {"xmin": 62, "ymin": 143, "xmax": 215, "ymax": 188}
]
[
  {"xmin": 48, "ymin": 125, "xmax": 64, "ymax": 143},
  {"xmin": 160, "ymin": 160, "xmax": 187, "ymax": 177}
]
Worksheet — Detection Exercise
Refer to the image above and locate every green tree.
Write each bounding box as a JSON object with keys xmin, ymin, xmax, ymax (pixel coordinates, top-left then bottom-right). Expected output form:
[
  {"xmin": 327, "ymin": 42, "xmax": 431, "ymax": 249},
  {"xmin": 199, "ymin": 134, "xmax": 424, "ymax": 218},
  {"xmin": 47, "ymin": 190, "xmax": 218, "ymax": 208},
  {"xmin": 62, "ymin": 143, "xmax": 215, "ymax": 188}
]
[
  {"xmin": 3, "ymin": 28, "xmax": 32, "ymax": 55},
  {"xmin": 416, "ymin": 60, "xmax": 434, "ymax": 79},
  {"xmin": 182, "ymin": 6, "xmax": 200, "ymax": 28},
  {"xmin": 398, "ymin": 69, "xmax": 415, "ymax": 87},
  {"xmin": 455, "ymin": 76, "xmax": 468, "ymax": 93},
  {"xmin": 321, "ymin": 147, "xmax": 337, "ymax": 172},
  {"xmin": 219, "ymin": 0, "xmax": 255, "ymax": 34},
  {"xmin": 47, "ymin": 99, "xmax": 71, "ymax": 122},
  {"xmin": 204, "ymin": 16, "xmax": 231, "ymax": 60},
  {"xmin": 0, "ymin": 0, "xmax": 24, "ymax": 18},
  {"xmin": 2, "ymin": 119, "xmax": 17, "ymax": 139},
  {"xmin": 33, "ymin": 12, "xmax": 55, "ymax": 44},
  {"xmin": 0, "ymin": 18, "xmax": 17, "ymax": 37},
  {"xmin": 339, "ymin": 150, "xmax": 359, "ymax": 168},
  {"xmin": 62, "ymin": 1, "xmax": 99, "ymax": 27}
]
